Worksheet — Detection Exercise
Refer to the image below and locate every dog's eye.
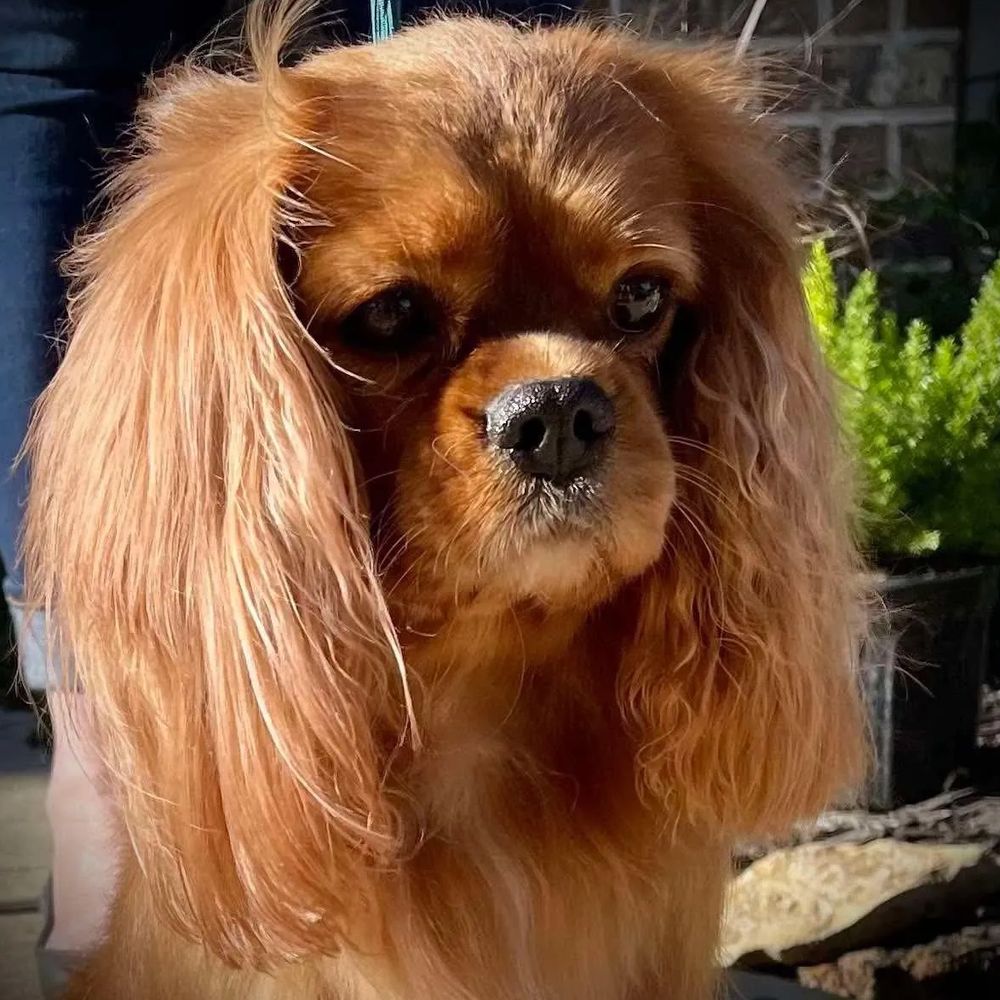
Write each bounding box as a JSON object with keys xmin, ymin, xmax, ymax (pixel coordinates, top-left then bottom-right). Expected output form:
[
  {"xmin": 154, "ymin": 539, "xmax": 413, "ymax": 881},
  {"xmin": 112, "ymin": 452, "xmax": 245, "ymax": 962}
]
[
  {"xmin": 608, "ymin": 274, "xmax": 671, "ymax": 335},
  {"xmin": 341, "ymin": 285, "xmax": 433, "ymax": 350}
]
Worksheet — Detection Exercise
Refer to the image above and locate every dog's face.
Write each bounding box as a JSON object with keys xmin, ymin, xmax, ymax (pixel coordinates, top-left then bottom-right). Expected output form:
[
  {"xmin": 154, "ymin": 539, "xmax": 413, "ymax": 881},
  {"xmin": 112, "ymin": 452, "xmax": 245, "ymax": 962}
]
[{"xmin": 294, "ymin": 36, "xmax": 704, "ymax": 611}]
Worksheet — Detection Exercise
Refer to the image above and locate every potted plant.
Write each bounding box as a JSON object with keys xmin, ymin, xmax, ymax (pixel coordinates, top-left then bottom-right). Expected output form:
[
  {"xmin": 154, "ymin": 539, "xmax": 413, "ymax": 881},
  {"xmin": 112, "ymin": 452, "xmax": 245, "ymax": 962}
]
[{"xmin": 805, "ymin": 243, "xmax": 1000, "ymax": 808}]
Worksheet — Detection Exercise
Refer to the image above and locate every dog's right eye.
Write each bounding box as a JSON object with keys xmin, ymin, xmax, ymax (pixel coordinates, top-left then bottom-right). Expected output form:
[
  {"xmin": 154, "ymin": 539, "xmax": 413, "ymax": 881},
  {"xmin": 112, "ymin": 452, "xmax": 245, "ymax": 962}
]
[
  {"xmin": 608, "ymin": 272, "xmax": 672, "ymax": 336},
  {"xmin": 341, "ymin": 285, "xmax": 435, "ymax": 351}
]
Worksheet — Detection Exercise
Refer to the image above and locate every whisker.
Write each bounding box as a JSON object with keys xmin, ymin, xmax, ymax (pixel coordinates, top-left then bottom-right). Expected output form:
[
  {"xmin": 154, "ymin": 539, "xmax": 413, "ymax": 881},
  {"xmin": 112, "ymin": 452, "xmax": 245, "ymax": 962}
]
[
  {"xmin": 673, "ymin": 469, "xmax": 735, "ymax": 514},
  {"xmin": 429, "ymin": 436, "xmax": 469, "ymax": 480},
  {"xmin": 666, "ymin": 434, "xmax": 742, "ymax": 473},
  {"xmin": 377, "ymin": 524, "xmax": 430, "ymax": 577},
  {"xmin": 362, "ymin": 467, "xmax": 404, "ymax": 489}
]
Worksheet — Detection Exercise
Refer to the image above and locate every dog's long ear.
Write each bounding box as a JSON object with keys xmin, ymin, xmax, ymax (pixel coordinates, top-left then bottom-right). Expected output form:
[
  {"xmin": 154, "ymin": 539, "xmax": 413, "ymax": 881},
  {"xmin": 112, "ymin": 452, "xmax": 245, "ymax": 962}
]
[
  {"xmin": 618, "ymin": 46, "xmax": 866, "ymax": 837},
  {"xmin": 23, "ymin": 24, "xmax": 412, "ymax": 965}
]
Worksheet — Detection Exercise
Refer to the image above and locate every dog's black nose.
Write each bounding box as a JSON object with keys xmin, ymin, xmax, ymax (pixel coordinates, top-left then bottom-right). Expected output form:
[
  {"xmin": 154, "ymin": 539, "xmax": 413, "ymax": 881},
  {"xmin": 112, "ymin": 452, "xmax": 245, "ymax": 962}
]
[{"xmin": 484, "ymin": 378, "xmax": 615, "ymax": 484}]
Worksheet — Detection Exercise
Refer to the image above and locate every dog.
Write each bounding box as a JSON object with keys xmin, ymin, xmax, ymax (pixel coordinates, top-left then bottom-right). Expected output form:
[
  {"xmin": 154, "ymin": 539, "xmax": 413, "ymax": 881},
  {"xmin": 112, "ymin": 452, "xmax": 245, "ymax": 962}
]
[{"xmin": 24, "ymin": 8, "xmax": 866, "ymax": 999}]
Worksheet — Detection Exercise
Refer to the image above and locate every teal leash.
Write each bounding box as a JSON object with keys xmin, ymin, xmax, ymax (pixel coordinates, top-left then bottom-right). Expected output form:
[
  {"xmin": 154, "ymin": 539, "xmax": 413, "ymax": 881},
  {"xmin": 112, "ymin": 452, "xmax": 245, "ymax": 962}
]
[{"xmin": 370, "ymin": 0, "xmax": 399, "ymax": 42}]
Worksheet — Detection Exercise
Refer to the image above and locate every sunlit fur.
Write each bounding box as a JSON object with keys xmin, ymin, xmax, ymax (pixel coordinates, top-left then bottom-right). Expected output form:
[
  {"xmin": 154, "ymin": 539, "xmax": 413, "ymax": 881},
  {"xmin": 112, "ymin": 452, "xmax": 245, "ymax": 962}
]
[{"xmin": 23, "ymin": 7, "xmax": 866, "ymax": 999}]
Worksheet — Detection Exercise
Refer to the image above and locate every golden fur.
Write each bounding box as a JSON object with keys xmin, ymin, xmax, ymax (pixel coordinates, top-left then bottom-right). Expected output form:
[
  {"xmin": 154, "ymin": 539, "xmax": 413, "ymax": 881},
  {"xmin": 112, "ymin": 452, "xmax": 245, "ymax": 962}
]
[{"xmin": 24, "ymin": 7, "xmax": 866, "ymax": 999}]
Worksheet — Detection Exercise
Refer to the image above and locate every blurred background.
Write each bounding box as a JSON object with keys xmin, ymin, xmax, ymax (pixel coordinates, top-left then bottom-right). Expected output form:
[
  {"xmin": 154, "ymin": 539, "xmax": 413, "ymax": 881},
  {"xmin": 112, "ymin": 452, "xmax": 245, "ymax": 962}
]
[{"xmin": 2, "ymin": 2, "xmax": 998, "ymax": 998}]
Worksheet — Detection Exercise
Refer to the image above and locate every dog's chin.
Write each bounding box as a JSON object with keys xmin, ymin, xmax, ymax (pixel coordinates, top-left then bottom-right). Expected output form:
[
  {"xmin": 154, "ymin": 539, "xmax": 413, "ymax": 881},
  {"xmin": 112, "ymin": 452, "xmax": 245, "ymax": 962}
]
[{"xmin": 484, "ymin": 486, "xmax": 672, "ymax": 611}]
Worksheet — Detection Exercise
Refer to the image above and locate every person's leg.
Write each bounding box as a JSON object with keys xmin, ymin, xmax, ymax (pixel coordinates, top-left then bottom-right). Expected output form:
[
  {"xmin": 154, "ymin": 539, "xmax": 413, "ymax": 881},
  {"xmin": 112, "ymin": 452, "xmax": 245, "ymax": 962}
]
[{"xmin": 0, "ymin": 2, "xmax": 228, "ymax": 993}]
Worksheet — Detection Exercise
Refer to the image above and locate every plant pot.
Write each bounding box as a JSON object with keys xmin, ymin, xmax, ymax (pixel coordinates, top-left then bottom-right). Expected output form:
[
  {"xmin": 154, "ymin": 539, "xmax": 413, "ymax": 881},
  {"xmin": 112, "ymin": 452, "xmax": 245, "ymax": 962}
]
[{"xmin": 861, "ymin": 565, "xmax": 999, "ymax": 810}]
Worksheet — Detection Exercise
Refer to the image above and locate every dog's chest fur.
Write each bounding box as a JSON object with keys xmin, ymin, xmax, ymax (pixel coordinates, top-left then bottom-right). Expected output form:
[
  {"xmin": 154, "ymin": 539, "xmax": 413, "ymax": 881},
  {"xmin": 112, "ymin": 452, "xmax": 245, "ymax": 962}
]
[
  {"xmin": 82, "ymin": 611, "xmax": 727, "ymax": 1000},
  {"xmin": 337, "ymin": 611, "xmax": 712, "ymax": 1000}
]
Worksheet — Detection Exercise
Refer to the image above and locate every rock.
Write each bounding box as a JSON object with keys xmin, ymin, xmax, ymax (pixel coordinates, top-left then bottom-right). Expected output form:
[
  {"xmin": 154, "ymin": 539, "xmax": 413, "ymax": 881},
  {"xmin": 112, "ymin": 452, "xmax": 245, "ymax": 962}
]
[
  {"xmin": 722, "ymin": 840, "xmax": 1000, "ymax": 967},
  {"xmin": 798, "ymin": 924, "xmax": 1000, "ymax": 999}
]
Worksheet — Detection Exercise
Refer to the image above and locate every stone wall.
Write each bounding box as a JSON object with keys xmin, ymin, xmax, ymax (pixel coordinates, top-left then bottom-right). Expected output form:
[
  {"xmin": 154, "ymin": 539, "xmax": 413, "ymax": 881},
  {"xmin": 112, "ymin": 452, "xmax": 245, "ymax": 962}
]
[{"xmin": 600, "ymin": 0, "xmax": 963, "ymax": 197}]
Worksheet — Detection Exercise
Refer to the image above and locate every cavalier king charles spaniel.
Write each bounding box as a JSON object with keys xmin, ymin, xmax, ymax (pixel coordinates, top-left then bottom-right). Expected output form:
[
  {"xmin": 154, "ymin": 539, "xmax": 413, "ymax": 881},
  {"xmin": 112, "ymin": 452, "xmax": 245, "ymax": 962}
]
[{"xmin": 24, "ymin": 7, "xmax": 866, "ymax": 999}]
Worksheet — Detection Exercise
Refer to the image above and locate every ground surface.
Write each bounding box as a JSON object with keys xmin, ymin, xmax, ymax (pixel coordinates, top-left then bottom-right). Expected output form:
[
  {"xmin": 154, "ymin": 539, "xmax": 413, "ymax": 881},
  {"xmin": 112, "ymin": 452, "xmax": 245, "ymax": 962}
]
[{"xmin": 0, "ymin": 707, "xmax": 48, "ymax": 1000}]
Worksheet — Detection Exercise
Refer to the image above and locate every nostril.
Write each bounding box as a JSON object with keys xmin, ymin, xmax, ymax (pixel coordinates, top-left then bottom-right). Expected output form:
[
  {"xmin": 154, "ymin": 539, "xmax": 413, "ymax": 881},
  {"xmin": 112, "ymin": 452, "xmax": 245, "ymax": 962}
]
[
  {"xmin": 572, "ymin": 408, "xmax": 598, "ymax": 444},
  {"xmin": 516, "ymin": 416, "xmax": 548, "ymax": 453}
]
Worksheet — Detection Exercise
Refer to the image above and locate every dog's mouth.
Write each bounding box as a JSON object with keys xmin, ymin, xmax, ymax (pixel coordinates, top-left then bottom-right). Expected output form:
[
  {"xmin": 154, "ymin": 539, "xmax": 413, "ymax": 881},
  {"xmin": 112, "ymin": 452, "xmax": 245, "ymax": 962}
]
[{"xmin": 511, "ymin": 471, "xmax": 608, "ymax": 537}]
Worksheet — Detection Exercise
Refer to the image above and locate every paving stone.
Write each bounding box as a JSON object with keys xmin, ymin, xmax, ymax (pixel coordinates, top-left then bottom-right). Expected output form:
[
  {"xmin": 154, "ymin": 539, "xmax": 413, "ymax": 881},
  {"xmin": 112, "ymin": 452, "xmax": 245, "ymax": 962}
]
[
  {"xmin": 0, "ymin": 710, "xmax": 48, "ymax": 1000},
  {"xmin": 0, "ymin": 912, "xmax": 44, "ymax": 1000},
  {"xmin": 781, "ymin": 126, "xmax": 824, "ymax": 174}
]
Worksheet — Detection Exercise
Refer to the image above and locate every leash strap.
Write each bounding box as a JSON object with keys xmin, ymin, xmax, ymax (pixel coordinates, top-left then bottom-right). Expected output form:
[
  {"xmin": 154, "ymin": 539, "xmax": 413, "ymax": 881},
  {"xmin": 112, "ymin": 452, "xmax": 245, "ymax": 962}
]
[{"xmin": 370, "ymin": 0, "xmax": 399, "ymax": 42}]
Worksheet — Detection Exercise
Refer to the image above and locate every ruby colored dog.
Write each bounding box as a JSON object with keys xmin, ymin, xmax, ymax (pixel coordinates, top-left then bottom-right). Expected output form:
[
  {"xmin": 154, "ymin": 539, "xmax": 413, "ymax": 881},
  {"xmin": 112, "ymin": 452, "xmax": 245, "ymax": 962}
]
[{"xmin": 25, "ymin": 10, "xmax": 865, "ymax": 999}]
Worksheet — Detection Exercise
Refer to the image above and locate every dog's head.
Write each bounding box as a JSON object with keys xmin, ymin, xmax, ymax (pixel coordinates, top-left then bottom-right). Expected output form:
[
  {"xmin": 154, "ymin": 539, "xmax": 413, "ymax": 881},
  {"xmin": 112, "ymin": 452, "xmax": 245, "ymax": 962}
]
[
  {"xmin": 293, "ymin": 27, "xmax": 691, "ymax": 614},
  {"xmin": 25, "ymin": 12, "xmax": 865, "ymax": 966}
]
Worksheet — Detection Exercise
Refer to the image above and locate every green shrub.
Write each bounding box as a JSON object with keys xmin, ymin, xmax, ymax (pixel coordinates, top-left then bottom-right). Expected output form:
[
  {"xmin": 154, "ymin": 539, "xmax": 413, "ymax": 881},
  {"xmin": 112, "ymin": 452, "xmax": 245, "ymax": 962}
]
[{"xmin": 805, "ymin": 241, "xmax": 1000, "ymax": 559}]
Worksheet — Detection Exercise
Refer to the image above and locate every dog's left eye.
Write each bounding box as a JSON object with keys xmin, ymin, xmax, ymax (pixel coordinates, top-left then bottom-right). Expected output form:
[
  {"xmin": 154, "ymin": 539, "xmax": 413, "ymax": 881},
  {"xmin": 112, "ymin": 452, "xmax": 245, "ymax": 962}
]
[
  {"xmin": 608, "ymin": 274, "xmax": 671, "ymax": 335},
  {"xmin": 341, "ymin": 285, "xmax": 433, "ymax": 350}
]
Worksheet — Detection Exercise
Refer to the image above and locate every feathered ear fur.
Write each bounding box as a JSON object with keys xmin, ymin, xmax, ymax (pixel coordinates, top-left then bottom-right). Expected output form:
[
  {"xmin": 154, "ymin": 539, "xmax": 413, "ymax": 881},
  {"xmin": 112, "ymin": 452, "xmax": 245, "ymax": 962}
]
[
  {"xmin": 23, "ymin": 13, "xmax": 412, "ymax": 966},
  {"xmin": 618, "ymin": 47, "xmax": 867, "ymax": 837}
]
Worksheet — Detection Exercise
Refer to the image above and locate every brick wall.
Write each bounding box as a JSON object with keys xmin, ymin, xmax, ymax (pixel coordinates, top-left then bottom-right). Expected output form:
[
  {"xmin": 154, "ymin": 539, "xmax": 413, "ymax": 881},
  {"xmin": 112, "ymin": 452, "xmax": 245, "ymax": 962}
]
[{"xmin": 598, "ymin": 0, "xmax": 964, "ymax": 197}]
